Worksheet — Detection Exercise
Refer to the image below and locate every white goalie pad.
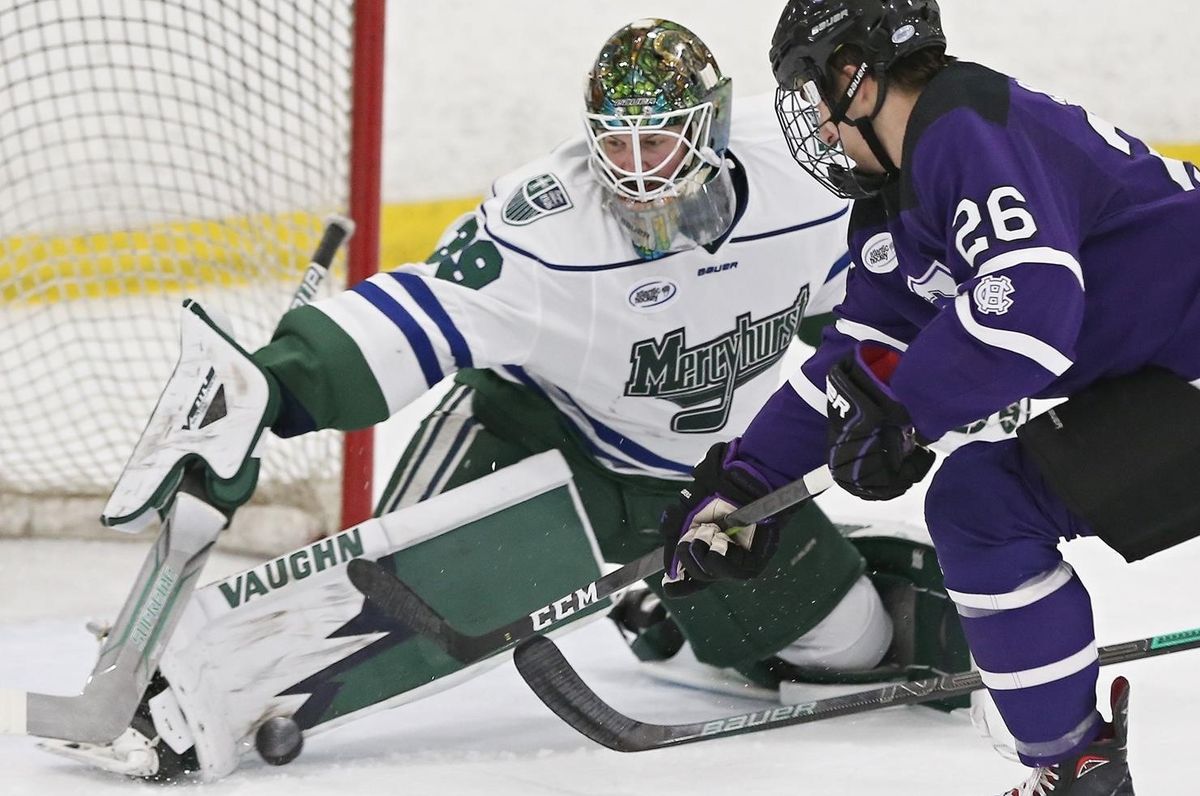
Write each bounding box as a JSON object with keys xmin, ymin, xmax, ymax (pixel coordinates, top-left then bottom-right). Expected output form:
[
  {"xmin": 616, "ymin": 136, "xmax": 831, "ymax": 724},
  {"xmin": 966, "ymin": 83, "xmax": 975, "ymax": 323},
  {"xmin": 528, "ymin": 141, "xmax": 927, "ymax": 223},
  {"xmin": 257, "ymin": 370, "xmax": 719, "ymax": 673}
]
[
  {"xmin": 102, "ymin": 300, "xmax": 277, "ymax": 532},
  {"xmin": 150, "ymin": 450, "xmax": 605, "ymax": 781}
]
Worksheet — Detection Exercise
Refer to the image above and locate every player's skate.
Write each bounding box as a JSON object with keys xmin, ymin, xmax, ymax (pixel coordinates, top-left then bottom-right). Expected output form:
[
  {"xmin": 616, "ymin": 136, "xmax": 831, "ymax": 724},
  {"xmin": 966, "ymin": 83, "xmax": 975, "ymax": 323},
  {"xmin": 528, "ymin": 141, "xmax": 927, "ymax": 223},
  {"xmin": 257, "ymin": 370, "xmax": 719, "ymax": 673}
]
[{"xmin": 996, "ymin": 677, "xmax": 1133, "ymax": 796}]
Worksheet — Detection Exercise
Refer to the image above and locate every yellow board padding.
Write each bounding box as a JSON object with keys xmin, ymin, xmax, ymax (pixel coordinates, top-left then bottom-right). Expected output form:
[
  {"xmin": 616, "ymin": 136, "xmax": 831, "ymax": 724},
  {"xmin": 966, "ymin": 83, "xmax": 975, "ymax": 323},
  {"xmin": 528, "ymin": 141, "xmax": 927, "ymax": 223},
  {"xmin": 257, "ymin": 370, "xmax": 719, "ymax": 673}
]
[
  {"xmin": 1157, "ymin": 143, "xmax": 1200, "ymax": 163},
  {"xmin": 5, "ymin": 142, "xmax": 1200, "ymax": 305},
  {"xmin": 380, "ymin": 196, "xmax": 479, "ymax": 268},
  {"xmin": 0, "ymin": 200, "xmax": 481, "ymax": 306},
  {"xmin": 1, "ymin": 212, "xmax": 330, "ymax": 304}
]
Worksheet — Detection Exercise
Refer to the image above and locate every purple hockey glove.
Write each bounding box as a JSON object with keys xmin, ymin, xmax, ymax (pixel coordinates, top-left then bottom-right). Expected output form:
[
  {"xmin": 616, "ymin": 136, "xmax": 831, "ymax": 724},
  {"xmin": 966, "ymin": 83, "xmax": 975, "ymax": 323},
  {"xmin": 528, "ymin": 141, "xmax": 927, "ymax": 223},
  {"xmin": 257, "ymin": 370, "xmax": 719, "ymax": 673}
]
[
  {"xmin": 658, "ymin": 440, "xmax": 786, "ymax": 598},
  {"xmin": 826, "ymin": 343, "xmax": 935, "ymax": 501}
]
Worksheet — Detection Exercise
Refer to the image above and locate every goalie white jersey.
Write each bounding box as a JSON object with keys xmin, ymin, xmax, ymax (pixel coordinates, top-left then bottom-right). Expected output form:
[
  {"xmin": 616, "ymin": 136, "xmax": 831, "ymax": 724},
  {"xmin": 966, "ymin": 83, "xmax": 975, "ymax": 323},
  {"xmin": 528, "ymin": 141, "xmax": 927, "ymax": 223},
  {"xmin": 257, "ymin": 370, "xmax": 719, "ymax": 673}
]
[{"xmin": 303, "ymin": 94, "xmax": 850, "ymax": 479}]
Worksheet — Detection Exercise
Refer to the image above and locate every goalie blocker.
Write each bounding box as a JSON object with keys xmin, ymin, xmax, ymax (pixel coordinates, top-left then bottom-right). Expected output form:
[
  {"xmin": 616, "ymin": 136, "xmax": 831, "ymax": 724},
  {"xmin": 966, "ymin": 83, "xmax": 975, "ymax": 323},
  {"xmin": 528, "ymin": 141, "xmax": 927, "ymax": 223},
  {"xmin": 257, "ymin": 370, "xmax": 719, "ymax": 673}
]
[
  {"xmin": 44, "ymin": 451, "xmax": 608, "ymax": 781},
  {"xmin": 1018, "ymin": 366, "xmax": 1200, "ymax": 562},
  {"xmin": 102, "ymin": 300, "xmax": 279, "ymax": 531}
]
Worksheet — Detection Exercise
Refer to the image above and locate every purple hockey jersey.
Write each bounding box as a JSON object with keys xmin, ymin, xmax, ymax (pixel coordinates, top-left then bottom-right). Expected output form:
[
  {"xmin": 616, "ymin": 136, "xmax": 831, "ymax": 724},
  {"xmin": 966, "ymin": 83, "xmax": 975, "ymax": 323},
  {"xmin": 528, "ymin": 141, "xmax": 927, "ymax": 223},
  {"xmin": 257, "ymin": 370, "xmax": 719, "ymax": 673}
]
[{"xmin": 742, "ymin": 61, "xmax": 1200, "ymax": 486}]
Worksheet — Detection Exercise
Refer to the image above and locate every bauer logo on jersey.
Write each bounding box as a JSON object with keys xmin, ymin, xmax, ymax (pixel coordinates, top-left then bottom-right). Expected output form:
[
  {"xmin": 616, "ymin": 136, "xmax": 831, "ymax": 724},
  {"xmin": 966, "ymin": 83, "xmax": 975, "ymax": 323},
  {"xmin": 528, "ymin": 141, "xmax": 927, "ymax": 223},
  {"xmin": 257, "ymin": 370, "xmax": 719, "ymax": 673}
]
[
  {"xmin": 861, "ymin": 232, "xmax": 898, "ymax": 274},
  {"xmin": 625, "ymin": 287, "xmax": 809, "ymax": 434},
  {"xmin": 973, "ymin": 275, "xmax": 1015, "ymax": 314},
  {"xmin": 502, "ymin": 173, "xmax": 573, "ymax": 226},
  {"xmin": 627, "ymin": 279, "xmax": 679, "ymax": 312}
]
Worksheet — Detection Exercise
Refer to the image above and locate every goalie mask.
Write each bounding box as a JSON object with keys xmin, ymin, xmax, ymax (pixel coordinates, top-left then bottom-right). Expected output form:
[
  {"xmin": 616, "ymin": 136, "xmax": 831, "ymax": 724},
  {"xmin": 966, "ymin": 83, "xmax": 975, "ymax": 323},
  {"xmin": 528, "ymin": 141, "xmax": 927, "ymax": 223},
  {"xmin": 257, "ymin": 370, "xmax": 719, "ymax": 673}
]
[
  {"xmin": 770, "ymin": 0, "xmax": 945, "ymax": 199},
  {"xmin": 584, "ymin": 19, "xmax": 735, "ymax": 259}
]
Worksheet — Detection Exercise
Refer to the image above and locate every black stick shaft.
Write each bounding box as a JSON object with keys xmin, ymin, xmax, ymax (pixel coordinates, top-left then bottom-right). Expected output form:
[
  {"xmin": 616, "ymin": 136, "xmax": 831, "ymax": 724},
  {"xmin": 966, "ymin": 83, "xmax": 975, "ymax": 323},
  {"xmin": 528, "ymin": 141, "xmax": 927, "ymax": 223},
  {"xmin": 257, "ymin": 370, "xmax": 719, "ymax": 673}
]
[
  {"xmin": 513, "ymin": 625, "xmax": 1200, "ymax": 752},
  {"xmin": 348, "ymin": 465, "xmax": 833, "ymax": 663}
]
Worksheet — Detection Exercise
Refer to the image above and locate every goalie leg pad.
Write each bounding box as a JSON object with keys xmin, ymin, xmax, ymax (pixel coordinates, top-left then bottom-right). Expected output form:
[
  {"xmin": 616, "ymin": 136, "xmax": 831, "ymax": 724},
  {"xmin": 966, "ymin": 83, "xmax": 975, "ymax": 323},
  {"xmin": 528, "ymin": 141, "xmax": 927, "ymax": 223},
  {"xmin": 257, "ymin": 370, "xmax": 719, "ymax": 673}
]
[
  {"xmin": 149, "ymin": 451, "xmax": 605, "ymax": 781},
  {"xmin": 1018, "ymin": 366, "xmax": 1200, "ymax": 561},
  {"xmin": 102, "ymin": 299, "xmax": 279, "ymax": 531}
]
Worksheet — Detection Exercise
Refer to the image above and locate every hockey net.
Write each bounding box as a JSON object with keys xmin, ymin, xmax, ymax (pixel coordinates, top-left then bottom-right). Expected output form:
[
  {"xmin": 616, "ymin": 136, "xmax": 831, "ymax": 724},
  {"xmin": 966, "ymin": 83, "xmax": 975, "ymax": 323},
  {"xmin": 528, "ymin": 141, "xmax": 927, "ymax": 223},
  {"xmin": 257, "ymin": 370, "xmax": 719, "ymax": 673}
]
[{"xmin": 0, "ymin": 0, "xmax": 382, "ymax": 555}]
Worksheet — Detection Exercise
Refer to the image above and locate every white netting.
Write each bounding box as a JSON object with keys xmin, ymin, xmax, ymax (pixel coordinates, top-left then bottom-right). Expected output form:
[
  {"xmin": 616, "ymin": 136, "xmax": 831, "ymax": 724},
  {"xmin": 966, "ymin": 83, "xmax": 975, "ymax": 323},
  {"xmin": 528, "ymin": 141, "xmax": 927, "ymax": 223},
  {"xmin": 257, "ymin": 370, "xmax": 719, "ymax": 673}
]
[{"xmin": 0, "ymin": 0, "xmax": 361, "ymax": 553}]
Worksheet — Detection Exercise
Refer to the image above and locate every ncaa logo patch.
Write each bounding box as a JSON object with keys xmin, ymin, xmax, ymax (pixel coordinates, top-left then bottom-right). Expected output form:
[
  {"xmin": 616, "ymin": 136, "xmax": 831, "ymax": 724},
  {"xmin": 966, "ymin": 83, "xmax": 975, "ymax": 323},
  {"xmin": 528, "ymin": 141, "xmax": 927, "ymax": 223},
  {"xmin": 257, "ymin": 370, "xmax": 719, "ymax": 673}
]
[
  {"xmin": 627, "ymin": 279, "xmax": 678, "ymax": 312},
  {"xmin": 503, "ymin": 173, "xmax": 573, "ymax": 226},
  {"xmin": 861, "ymin": 232, "xmax": 898, "ymax": 274},
  {"xmin": 973, "ymin": 275, "xmax": 1015, "ymax": 315}
]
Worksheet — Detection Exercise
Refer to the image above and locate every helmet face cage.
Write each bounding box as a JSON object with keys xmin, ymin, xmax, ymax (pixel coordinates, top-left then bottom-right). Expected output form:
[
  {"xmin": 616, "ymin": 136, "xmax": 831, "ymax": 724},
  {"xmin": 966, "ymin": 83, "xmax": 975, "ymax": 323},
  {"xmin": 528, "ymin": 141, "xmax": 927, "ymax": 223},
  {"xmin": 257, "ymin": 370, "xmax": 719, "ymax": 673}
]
[
  {"xmin": 584, "ymin": 19, "xmax": 732, "ymax": 204},
  {"xmin": 769, "ymin": 0, "xmax": 946, "ymax": 198},
  {"xmin": 774, "ymin": 80, "xmax": 863, "ymax": 199},
  {"xmin": 585, "ymin": 104, "xmax": 715, "ymax": 202}
]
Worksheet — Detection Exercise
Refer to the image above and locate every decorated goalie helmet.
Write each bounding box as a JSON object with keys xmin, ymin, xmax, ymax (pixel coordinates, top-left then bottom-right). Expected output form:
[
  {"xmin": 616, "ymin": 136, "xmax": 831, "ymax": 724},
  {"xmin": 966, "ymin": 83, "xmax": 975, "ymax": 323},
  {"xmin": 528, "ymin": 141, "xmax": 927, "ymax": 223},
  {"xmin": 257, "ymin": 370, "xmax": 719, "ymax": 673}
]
[
  {"xmin": 584, "ymin": 19, "xmax": 735, "ymax": 259},
  {"xmin": 770, "ymin": 0, "xmax": 945, "ymax": 198}
]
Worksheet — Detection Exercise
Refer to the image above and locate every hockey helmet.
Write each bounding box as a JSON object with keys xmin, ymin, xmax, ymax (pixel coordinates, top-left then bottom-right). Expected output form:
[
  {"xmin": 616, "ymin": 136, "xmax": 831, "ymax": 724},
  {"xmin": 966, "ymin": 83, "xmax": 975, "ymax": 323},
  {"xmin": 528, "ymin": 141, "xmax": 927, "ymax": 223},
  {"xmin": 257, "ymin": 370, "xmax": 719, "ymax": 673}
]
[
  {"xmin": 584, "ymin": 19, "xmax": 736, "ymax": 258},
  {"xmin": 770, "ymin": 0, "xmax": 946, "ymax": 198}
]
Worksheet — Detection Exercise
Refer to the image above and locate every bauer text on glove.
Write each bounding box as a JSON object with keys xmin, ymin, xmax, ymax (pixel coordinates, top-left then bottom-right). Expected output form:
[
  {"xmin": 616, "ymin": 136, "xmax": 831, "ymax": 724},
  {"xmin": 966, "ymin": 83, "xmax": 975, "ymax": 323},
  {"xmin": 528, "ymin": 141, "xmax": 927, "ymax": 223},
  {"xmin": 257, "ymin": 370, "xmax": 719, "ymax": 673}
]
[{"xmin": 825, "ymin": 343, "xmax": 935, "ymax": 501}]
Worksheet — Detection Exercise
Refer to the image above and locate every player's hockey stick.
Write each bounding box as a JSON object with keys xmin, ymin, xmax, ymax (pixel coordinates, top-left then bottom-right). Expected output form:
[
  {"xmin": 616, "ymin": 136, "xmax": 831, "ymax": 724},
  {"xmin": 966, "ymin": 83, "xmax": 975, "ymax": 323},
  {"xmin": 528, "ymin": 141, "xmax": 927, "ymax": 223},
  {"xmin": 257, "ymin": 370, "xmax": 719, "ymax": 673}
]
[
  {"xmin": 347, "ymin": 465, "xmax": 835, "ymax": 664},
  {"xmin": 0, "ymin": 218, "xmax": 355, "ymax": 743},
  {"xmin": 291, "ymin": 216, "xmax": 355, "ymax": 309},
  {"xmin": 513, "ymin": 626, "xmax": 1200, "ymax": 752}
]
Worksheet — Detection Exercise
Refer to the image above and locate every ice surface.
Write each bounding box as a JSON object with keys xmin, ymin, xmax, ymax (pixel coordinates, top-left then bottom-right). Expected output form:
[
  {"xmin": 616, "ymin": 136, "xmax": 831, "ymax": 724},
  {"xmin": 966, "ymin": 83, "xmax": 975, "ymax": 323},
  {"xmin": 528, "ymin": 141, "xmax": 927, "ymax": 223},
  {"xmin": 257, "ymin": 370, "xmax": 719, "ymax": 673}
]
[{"xmin": 2, "ymin": 479, "xmax": 1197, "ymax": 794}]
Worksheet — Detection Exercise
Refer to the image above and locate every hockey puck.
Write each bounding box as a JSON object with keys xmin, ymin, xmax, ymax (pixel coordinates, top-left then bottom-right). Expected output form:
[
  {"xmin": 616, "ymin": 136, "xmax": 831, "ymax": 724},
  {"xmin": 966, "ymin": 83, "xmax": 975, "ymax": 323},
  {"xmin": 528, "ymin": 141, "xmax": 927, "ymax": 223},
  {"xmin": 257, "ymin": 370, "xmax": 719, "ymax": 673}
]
[{"xmin": 255, "ymin": 716, "xmax": 304, "ymax": 765}]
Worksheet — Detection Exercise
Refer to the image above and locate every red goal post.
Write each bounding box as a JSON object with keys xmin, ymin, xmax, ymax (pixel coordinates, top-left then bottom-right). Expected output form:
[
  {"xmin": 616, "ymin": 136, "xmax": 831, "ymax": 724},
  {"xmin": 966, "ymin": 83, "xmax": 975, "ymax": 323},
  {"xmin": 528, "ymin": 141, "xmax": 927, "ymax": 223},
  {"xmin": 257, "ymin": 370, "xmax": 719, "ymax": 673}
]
[{"xmin": 344, "ymin": 0, "xmax": 386, "ymax": 531}]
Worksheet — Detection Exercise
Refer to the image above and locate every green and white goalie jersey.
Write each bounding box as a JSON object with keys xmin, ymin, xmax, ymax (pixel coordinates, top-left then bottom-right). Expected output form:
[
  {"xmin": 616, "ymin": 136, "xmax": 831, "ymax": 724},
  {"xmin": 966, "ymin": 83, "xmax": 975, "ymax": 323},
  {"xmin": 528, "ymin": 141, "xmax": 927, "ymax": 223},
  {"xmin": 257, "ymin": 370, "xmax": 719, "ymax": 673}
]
[{"xmin": 261, "ymin": 94, "xmax": 851, "ymax": 480}]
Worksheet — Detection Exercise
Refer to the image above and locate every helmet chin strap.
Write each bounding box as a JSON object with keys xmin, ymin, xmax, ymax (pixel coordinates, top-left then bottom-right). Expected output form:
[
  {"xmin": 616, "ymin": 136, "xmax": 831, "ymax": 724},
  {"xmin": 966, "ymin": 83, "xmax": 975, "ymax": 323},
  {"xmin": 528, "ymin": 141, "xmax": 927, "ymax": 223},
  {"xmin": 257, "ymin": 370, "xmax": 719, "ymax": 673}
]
[
  {"xmin": 828, "ymin": 62, "xmax": 900, "ymax": 192},
  {"xmin": 845, "ymin": 72, "xmax": 899, "ymax": 179}
]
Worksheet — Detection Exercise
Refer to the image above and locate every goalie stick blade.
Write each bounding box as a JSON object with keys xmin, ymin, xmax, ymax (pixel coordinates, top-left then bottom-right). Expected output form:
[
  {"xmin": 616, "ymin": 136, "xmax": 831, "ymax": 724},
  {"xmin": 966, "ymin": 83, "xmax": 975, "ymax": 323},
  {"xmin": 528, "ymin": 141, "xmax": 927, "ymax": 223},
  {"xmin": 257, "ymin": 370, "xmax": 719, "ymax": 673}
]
[
  {"xmin": 345, "ymin": 466, "xmax": 833, "ymax": 666},
  {"xmin": 514, "ymin": 626, "xmax": 1200, "ymax": 752},
  {"xmin": 0, "ymin": 493, "xmax": 227, "ymax": 742}
]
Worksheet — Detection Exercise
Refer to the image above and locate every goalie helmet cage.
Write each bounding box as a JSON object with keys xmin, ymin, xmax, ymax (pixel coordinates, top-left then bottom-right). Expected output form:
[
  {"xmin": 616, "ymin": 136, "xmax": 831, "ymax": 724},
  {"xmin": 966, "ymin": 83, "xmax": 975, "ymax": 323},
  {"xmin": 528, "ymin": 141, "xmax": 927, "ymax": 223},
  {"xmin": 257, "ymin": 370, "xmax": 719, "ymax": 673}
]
[{"xmin": 0, "ymin": 0, "xmax": 384, "ymax": 554}]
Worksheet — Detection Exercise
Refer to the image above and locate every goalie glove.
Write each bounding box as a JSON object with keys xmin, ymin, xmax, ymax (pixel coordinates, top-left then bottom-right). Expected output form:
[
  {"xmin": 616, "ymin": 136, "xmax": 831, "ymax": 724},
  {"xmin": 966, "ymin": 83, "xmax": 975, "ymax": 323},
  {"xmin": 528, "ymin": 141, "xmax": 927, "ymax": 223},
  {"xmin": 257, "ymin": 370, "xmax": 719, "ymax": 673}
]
[{"xmin": 658, "ymin": 440, "xmax": 787, "ymax": 598}]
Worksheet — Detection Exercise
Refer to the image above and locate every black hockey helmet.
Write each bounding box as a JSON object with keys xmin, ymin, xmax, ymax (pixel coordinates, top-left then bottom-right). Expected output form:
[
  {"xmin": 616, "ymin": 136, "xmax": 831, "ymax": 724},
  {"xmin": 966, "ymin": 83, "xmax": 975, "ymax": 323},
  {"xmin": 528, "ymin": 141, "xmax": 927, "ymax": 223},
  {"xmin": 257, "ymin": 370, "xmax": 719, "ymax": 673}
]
[
  {"xmin": 770, "ymin": 0, "xmax": 945, "ymax": 98},
  {"xmin": 769, "ymin": 0, "xmax": 946, "ymax": 198}
]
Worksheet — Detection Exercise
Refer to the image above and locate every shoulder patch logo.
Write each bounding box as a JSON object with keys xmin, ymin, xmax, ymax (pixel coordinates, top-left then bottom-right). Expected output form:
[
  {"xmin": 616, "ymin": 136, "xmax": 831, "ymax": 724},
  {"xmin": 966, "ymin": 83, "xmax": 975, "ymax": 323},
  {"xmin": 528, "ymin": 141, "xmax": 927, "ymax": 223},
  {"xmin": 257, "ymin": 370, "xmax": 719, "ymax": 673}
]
[
  {"xmin": 503, "ymin": 173, "xmax": 573, "ymax": 226},
  {"xmin": 627, "ymin": 279, "xmax": 679, "ymax": 312},
  {"xmin": 973, "ymin": 274, "xmax": 1015, "ymax": 314},
  {"xmin": 907, "ymin": 260, "xmax": 958, "ymax": 304},
  {"xmin": 861, "ymin": 232, "xmax": 898, "ymax": 274}
]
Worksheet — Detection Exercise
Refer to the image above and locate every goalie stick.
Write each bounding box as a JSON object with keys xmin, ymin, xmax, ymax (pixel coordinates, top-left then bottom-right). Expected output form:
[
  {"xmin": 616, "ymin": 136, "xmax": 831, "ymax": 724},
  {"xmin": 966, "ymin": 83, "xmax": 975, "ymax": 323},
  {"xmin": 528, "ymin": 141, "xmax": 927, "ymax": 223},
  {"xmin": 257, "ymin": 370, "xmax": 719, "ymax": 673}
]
[
  {"xmin": 0, "ymin": 217, "xmax": 355, "ymax": 743},
  {"xmin": 347, "ymin": 465, "xmax": 836, "ymax": 664},
  {"xmin": 512, "ymin": 626, "xmax": 1200, "ymax": 752}
]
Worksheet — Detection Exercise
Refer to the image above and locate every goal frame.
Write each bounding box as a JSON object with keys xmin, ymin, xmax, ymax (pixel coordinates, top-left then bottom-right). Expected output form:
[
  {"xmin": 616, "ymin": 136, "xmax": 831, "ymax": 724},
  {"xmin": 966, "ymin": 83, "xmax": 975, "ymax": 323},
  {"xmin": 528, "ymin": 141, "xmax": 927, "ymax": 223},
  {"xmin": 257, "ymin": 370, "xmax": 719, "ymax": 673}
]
[{"xmin": 343, "ymin": 0, "xmax": 387, "ymax": 528}]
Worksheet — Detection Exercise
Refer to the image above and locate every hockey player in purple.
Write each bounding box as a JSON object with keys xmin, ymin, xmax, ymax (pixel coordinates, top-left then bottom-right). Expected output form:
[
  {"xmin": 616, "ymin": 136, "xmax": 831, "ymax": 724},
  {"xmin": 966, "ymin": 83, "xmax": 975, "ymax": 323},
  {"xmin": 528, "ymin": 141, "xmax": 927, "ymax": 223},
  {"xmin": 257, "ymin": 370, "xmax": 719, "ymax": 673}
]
[{"xmin": 658, "ymin": 1, "xmax": 1200, "ymax": 794}]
